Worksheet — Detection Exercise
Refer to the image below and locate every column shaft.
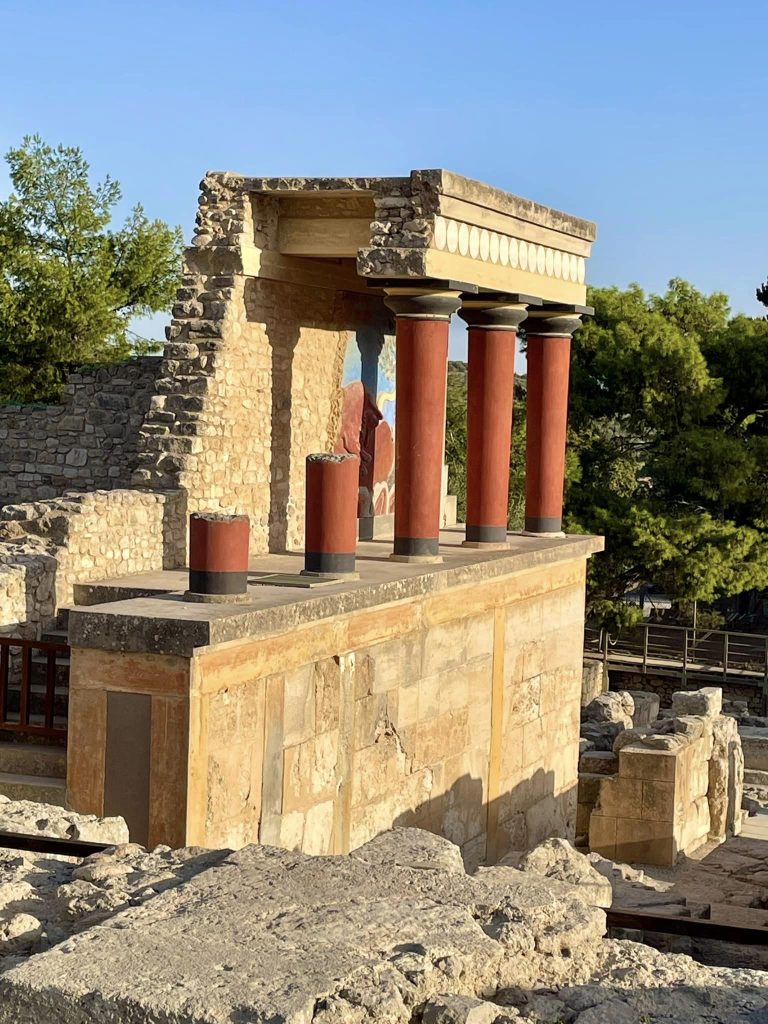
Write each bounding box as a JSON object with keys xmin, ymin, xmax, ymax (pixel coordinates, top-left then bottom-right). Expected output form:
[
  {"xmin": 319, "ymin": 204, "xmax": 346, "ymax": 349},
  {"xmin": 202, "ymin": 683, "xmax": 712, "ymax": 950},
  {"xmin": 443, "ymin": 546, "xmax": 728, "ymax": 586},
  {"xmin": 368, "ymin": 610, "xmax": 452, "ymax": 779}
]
[
  {"xmin": 392, "ymin": 316, "xmax": 450, "ymax": 557},
  {"xmin": 525, "ymin": 333, "xmax": 572, "ymax": 533},
  {"xmin": 465, "ymin": 328, "xmax": 517, "ymax": 544}
]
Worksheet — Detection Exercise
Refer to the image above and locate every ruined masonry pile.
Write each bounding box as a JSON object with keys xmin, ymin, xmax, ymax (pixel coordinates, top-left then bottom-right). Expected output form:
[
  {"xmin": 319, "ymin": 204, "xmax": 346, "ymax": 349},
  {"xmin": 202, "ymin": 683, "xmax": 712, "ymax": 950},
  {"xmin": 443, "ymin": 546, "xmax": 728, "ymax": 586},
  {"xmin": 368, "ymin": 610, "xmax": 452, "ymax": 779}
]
[
  {"xmin": 578, "ymin": 686, "xmax": 744, "ymax": 864},
  {"xmin": 0, "ymin": 817, "xmax": 767, "ymax": 1023},
  {"xmin": 0, "ymin": 489, "xmax": 185, "ymax": 637}
]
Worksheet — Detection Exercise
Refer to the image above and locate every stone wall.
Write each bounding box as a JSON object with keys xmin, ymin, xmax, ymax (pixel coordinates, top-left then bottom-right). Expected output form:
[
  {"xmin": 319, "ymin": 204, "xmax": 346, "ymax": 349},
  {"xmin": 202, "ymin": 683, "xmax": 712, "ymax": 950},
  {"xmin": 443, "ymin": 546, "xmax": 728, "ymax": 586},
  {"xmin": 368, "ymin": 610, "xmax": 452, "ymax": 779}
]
[
  {"xmin": 0, "ymin": 490, "xmax": 185, "ymax": 637},
  {"xmin": 66, "ymin": 555, "xmax": 588, "ymax": 862},
  {"xmin": 0, "ymin": 358, "xmax": 160, "ymax": 505},
  {"xmin": 609, "ymin": 670, "xmax": 763, "ymax": 714},
  {"xmin": 587, "ymin": 688, "xmax": 743, "ymax": 865}
]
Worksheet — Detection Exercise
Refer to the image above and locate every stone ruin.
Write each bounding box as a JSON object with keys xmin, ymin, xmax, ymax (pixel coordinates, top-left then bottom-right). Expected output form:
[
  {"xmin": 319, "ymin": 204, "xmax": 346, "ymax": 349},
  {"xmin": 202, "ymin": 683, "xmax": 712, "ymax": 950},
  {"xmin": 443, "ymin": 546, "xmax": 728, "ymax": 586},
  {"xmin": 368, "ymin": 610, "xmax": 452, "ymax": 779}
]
[
  {"xmin": 577, "ymin": 685, "xmax": 744, "ymax": 865},
  {"xmin": 0, "ymin": 804, "xmax": 767, "ymax": 1023},
  {"xmin": 0, "ymin": 169, "xmax": 608, "ymax": 870}
]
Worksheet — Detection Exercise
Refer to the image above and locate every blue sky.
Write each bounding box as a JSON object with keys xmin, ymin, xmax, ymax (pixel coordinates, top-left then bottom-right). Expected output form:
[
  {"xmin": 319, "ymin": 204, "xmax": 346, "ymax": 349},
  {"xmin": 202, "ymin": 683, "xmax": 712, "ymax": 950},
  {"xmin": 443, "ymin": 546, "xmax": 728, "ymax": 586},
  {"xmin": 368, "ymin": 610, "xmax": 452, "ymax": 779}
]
[{"xmin": 2, "ymin": 0, "xmax": 767, "ymax": 359}]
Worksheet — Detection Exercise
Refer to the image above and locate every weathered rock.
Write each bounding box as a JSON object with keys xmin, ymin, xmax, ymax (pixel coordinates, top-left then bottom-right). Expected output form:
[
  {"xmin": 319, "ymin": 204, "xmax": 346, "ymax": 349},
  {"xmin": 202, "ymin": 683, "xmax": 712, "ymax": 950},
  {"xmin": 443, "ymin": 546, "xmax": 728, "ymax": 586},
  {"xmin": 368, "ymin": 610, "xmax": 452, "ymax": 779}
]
[
  {"xmin": 740, "ymin": 726, "xmax": 768, "ymax": 772},
  {"xmin": 0, "ymin": 799, "xmax": 128, "ymax": 846},
  {"xmin": 582, "ymin": 692, "xmax": 634, "ymax": 726},
  {"xmin": 581, "ymin": 660, "xmax": 605, "ymax": 707},
  {"xmin": 626, "ymin": 690, "xmax": 660, "ymax": 727},
  {"xmin": 581, "ymin": 720, "xmax": 625, "ymax": 751},
  {"xmin": 353, "ymin": 827, "xmax": 465, "ymax": 874},
  {"xmin": 744, "ymin": 768, "xmax": 768, "ymax": 787},
  {"xmin": 0, "ymin": 915, "xmax": 43, "ymax": 956},
  {"xmin": 578, "ymin": 750, "xmax": 618, "ymax": 775},
  {"xmin": 0, "ymin": 843, "xmax": 608, "ymax": 1023},
  {"xmin": 0, "ymin": 823, "xmax": 765, "ymax": 1023},
  {"xmin": 421, "ymin": 995, "xmax": 504, "ymax": 1024},
  {"xmin": 516, "ymin": 838, "xmax": 613, "ymax": 908},
  {"xmin": 709, "ymin": 716, "xmax": 744, "ymax": 840},
  {"xmin": 673, "ymin": 715, "xmax": 705, "ymax": 740},
  {"xmin": 671, "ymin": 687, "xmax": 722, "ymax": 718}
]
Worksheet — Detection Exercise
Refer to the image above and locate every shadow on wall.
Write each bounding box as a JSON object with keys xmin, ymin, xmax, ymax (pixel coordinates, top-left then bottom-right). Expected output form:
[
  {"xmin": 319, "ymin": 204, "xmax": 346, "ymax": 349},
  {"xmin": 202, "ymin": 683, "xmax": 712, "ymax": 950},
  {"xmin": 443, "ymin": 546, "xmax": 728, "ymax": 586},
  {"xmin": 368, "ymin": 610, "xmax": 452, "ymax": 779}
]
[
  {"xmin": 388, "ymin": 767, "xmax": 574, "ymax": 869},
  {"xmin": 245, "ymin": 278, "xmax": 394, "ymax": 554}
]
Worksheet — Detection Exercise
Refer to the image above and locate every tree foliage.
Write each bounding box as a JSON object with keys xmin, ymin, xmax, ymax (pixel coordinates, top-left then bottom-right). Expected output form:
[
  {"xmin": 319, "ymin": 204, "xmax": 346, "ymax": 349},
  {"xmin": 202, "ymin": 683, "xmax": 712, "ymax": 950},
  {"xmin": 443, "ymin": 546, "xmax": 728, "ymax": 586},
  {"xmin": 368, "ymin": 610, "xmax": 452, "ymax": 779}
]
[
  {"xmin": 0, "ymin": 135, "xmax": 182, "ymax": 402},
  {"xmin": 567, "ymin": 279, "xmax": 768, "ymax": 625}
]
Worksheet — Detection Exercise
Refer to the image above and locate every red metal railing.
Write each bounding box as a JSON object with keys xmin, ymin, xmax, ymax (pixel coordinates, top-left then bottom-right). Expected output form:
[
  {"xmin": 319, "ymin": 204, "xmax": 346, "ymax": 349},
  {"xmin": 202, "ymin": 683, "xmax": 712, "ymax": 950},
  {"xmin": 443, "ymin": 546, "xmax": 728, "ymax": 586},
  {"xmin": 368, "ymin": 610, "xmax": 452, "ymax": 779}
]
[{"xmin": 0, "ymin": 637, "xmax": 69, "ymax": 740}]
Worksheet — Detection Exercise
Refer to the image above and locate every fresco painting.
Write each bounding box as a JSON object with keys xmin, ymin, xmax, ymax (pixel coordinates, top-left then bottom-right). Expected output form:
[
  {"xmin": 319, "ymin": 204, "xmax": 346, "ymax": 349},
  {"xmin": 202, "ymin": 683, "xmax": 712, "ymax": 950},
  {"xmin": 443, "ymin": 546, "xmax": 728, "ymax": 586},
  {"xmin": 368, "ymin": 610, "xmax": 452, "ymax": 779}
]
[{"xmin": 335, "ymin": 328, "xmax": 395, "ymax": 519}]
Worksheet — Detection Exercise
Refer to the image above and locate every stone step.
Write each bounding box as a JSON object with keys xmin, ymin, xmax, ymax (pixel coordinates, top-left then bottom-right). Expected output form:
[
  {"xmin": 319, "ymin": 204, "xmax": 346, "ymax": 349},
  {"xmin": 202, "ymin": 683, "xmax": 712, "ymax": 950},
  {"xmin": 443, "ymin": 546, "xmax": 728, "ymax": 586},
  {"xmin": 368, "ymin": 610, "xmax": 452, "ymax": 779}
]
[
  {"xmin": 0, "ymin": 741, "xmax": 66, "ymax": 778},
  {"xmin": 0, "ymin": 771, "xmax": 66, "ymax": 806},
  {"xmin": 40, "ymin": 629, "xmax": 69, "ymax": 645}
]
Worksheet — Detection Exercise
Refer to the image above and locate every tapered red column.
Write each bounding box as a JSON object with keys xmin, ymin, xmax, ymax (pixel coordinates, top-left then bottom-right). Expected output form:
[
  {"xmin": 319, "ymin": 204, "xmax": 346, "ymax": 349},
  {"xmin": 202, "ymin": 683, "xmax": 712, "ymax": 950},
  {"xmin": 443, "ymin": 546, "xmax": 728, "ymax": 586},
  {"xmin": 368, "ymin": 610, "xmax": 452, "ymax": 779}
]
[
  {"xmin": 459, "ymin": 300, "xmax": 532, "ymax": 546},
  {"xmin": 303, "ymin": 452, "xmax": 359, "ymax": 577},
  {"xmin": 384, "ymin": 288, "xmax": 463, "ymax": 561},
  {"xmin": 524, "ymin": 310, "xmax": 584, "ymax": 534}
]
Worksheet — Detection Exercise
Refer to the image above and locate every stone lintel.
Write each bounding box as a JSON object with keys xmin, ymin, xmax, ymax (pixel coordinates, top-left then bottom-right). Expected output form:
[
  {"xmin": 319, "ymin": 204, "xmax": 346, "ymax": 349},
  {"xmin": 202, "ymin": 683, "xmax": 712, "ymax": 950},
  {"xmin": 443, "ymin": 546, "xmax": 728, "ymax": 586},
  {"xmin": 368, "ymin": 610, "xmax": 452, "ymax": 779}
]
[{"xmin": 67, "ymin": 534, "xmax": 604, "ymax": 658}]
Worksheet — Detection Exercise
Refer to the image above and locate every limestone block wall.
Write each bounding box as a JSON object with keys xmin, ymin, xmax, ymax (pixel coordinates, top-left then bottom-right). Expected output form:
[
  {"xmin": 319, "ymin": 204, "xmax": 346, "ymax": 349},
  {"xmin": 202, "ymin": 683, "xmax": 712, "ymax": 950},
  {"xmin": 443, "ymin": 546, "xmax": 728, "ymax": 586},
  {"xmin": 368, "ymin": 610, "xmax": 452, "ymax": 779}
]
[
  {"xmin": 588, "ymin": 694, "xmax": 744, "ymax": 865},
  {"xmin": 66, "ymin": 556, "xmax": 587, "ymax": 861},
  {"xmin": 0, "ymin": 358, "xmax": 160, "ymax": 505},
  {"xmin": 589, "ymin": 736, "xmax": 712, "ymax": 865},
  {"xmin": 0, "ymin": 490, "xmax": 185, "ymax": 637},
  {"xmin": 131, "ymin": 176, "xmax": 395, "ymax": 555}
]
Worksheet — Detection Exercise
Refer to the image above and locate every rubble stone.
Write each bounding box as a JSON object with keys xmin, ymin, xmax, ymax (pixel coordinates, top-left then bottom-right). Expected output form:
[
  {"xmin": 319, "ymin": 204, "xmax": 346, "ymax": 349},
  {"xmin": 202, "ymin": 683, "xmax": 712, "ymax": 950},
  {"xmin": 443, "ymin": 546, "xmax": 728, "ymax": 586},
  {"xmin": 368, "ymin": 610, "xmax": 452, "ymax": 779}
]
[
  {"xmin": 516, "ymin": 838, "xmax": 613, "ymax": 908},
  {"xmin": 671, "ymin": 687, "xmax": 722, "ymax": 718},
  {"xmin": 582, "ymin": 692, "xmax": 634, "ymax": 726},
  {"xmin": 626, "ymin": 690, "xmax": 660, "ymax": 726},
  {"xmin": 0, "ymin": 818, "xmax": 765, "ymax": 1023}
]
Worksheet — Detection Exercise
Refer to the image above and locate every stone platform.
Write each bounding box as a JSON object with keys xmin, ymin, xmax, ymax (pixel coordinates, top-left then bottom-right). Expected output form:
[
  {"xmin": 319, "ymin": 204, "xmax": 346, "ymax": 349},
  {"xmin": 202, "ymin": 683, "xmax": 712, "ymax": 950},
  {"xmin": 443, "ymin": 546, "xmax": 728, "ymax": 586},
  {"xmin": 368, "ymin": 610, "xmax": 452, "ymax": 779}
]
[{"xmin": 64, "ymin": 531, "xmax": 602, "ymax": 863}]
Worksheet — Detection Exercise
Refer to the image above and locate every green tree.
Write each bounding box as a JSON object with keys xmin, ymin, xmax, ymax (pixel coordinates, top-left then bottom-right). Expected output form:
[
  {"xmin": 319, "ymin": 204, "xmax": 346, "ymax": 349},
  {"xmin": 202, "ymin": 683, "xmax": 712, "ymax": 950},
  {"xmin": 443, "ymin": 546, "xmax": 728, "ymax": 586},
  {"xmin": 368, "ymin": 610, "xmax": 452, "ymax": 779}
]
[
  {"xmin": 566, "ymin": 279, "xmax": 768, "ymax": 626},
  {"xmin": 0, "ymin": 135, "xmax": 182, "ymax": 403}
]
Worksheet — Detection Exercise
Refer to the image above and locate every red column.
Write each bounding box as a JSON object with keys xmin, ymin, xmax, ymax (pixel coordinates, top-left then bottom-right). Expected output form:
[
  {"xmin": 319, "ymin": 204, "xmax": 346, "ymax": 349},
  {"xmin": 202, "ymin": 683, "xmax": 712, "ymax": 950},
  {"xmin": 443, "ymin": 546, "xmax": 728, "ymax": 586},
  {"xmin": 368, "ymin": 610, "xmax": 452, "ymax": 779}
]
[
  {"xmin": 303, "ymin": 453, "xmax": 359, "ymax": 577},
  {"xmin": 187, "ymin": 513, "xmax": 250, "ymax": 598},
  {"xmin": 384, "ymin": 288, "xmax": 462, "ymax": 561},
  {"xmin": 524, "ymin": 311, "xmax": 583, "ymax": 534},
  {"xmin": 459, "ymin": 301, "xmax": 531, "ymax": 546}
]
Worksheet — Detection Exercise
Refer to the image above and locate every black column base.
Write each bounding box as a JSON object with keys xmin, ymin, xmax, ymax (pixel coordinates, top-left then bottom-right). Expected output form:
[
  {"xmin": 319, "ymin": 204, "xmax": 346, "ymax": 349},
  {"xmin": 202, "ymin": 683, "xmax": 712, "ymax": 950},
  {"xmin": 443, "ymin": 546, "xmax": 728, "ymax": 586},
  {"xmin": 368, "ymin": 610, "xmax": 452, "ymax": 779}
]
[
  {"xmin": 465, "ymin": 524, "xmax": 508, "ymax": 544},
  {"xmin": 303, "ymin": 551, "xmax": 356, "ymax": 575},
  {"xmin": 393, "ymin": 536, "xmax": 440, "ymax": 557},
  {"xmin": 188, "ymin": 569, "xmax": 248, "ymax": 595},
  {"xmin": 523, "ymin": 516, "xmax": 563, "ymax": 534}
]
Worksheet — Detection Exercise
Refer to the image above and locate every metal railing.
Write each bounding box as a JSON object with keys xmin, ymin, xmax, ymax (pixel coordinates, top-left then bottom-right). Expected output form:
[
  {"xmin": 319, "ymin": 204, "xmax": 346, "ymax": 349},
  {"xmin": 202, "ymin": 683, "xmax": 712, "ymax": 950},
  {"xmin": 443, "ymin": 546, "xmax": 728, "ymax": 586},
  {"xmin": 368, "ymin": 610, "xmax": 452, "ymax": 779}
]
[
  {"xmin": 585, "ymin": 622, "xmax": 768, "ymax": 692},
  {"xmin": 0, "ymin": 636, "xmax": 70, "ymax": 739}
]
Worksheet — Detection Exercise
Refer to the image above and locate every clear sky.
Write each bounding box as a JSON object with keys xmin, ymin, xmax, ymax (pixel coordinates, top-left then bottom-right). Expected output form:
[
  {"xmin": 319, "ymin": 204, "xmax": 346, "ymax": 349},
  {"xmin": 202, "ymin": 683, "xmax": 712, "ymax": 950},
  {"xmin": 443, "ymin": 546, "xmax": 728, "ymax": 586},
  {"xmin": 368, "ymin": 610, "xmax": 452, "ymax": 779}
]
[{"xmin": 2, "ymin": 0, "xmax": 767, "ymax": 358}]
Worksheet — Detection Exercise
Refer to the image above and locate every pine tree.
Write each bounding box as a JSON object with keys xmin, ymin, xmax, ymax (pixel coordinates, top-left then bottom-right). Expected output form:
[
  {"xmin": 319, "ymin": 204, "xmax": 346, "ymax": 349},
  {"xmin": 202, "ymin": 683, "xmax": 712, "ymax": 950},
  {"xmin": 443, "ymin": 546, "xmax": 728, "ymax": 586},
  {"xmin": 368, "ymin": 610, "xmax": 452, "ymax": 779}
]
[{"xmin": 0, "ymin": 136, "xmax": 182, "ymax": 402}]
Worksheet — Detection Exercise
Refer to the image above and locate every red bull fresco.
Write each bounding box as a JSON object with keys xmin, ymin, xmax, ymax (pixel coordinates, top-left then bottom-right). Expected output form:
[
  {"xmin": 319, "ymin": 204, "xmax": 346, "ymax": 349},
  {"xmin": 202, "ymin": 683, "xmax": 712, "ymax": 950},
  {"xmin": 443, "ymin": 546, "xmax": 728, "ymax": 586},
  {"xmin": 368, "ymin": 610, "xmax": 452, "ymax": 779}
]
[{"xmin": 335, "ymin": 330, "xmax": 396, "ymax": 522}]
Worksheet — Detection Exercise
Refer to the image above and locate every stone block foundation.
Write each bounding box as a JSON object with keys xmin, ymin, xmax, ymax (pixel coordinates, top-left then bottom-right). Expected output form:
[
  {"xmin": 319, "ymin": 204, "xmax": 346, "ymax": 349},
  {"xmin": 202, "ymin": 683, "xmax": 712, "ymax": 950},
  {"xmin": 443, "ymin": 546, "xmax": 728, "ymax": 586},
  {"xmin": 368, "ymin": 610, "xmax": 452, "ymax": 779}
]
[{"xmin": 64, "ymin": 534, "xmax": 600, "ymax": 863}]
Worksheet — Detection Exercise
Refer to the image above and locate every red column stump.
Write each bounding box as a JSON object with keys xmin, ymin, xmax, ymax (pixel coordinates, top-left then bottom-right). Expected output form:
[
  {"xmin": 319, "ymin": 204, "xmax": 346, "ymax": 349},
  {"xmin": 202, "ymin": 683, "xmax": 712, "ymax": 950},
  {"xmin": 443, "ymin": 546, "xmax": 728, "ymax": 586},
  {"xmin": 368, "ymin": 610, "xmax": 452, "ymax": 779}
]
[
  {"xmin": 185, "ymin": 513, "xmax": 250, "ymax": 602},
  {"xmin": 302, "ymin": 453, "xmax": 359, "ymax": 577}
]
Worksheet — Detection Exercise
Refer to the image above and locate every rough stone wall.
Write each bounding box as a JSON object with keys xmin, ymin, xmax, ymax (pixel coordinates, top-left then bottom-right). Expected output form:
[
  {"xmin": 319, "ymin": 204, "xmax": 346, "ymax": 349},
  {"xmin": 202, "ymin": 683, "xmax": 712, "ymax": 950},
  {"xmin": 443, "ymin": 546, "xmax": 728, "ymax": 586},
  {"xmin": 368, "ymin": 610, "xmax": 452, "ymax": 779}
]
[
  {"xmin": 609, "ymin": 670, "xmax": 763, "ymax": 714},
  {"xmin": 0, "ymin": 490, "xmax": 185, "ymax": 637},
  {"xmin": 132, "ymin": 176, "xmax": 394, "ymax": 554},
  {"xmin": 67, "ymin": 557, "xmax": 587, "ymax": 861},
  {"xmin": 588, "ymin": 689, "xmax": 744, "ymax": 865},
  {"xmin": 0, "ymin": 358, "xmax": 160, "ymax": 505}
]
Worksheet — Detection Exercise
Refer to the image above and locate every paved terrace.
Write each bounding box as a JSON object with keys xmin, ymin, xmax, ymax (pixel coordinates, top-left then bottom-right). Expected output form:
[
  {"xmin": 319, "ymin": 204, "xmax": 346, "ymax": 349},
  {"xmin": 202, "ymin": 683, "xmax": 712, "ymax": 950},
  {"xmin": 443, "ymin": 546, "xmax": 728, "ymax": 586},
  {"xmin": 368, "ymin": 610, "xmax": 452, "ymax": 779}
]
[{"xmin": 68, "ymin": 529, "xmax": 603, "ymax": 656}]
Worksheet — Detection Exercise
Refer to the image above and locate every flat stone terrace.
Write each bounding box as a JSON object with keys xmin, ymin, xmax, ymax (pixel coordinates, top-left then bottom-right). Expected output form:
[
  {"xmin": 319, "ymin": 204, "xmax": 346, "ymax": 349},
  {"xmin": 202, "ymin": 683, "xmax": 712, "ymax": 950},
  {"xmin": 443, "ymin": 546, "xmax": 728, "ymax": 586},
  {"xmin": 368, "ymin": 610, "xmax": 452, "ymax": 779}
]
[{"xmin": 69, "ymin": 530, "xmax": 603, "ymax": 657}]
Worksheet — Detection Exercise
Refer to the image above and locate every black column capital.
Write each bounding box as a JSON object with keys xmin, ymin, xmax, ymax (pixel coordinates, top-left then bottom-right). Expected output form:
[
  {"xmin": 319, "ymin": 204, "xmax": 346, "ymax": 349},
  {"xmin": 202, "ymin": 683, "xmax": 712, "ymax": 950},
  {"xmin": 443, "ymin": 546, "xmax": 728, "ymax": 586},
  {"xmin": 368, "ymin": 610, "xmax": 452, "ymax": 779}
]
[
  {"xmin": 458, "ymin": 302, "xmax": 529, "ymax": 332},
  {"xmin": 383, "ymin": 288, "xmax": 463, "ymax": 320},
  {"xmin": 525, "ymin": 303, "xmax": 593, "ymax": 338}
]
